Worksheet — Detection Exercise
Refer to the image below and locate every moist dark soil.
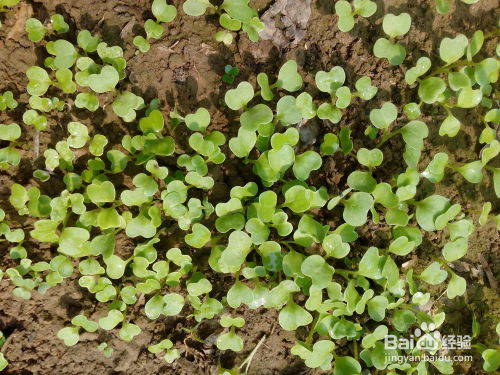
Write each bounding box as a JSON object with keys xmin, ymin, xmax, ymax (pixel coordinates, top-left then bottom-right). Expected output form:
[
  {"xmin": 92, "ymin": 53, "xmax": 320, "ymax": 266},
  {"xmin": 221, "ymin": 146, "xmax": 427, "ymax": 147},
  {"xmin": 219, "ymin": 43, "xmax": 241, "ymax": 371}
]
[{"xmin": 0, "ymin": 0, "xmax": 499, "ymax": 374}]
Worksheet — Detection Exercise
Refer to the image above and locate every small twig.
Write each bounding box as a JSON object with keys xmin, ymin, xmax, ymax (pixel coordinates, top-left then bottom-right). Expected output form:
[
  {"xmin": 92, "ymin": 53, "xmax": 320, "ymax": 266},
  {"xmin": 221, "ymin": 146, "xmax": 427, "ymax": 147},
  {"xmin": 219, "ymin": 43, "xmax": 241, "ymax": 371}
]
[
  {"xmin": 478, "ymin": 254, "xmax": 498, "ymax": 291},
  {"xmin": 238, "ymin": 334, "xmax": 266, "ymax": 375}
]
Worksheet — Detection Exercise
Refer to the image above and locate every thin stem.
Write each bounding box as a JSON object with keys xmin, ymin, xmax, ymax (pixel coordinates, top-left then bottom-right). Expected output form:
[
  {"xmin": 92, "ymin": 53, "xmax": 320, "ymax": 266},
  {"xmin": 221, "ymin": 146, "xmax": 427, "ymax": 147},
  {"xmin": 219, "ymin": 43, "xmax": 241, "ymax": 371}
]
[
  {"xmin": 376, "ymin": 128, "xmax": 402, "ymax": 148},
  {"xmin": 305, "ymin": 313, "xmax": 321, "ymax": 347}
]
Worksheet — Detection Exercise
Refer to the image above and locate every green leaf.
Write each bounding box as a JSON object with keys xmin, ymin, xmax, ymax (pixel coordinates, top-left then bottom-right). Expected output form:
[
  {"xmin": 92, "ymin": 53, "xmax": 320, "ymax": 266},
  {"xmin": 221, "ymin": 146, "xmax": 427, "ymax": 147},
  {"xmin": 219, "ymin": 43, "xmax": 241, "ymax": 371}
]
[
  {"xmin": 185, "ymin": 223, "xmax": 211, "ymax": 248},
  {"xmin": 335, "ymin": 1, "xmax": 354, "ymax": 32},
  {"xmin": 187, "ymin": 278, "xmax": 212, "ymax": 296},
  {"xmin": 77, "ymin": 30, "xmax": 101, "ymax": 52},
  {"xmin": 369, "ymin": 102, "xmax": 397, "ymax": 130},
  {"xmin": 227, "ymin": 280, "xmax": 253, "ymax": 308},
  {"xmin": 358, "ymin": 247, "xmax": 384, "ymax": 279},
  {"xmin": 446, "ymin": 271, "xmax": 466, "ymax": 299},
  {"xmin": 356, "ymin": 148, "xmax": 383, "ymax": 168},
  {"xmin": 133, "ymin": 36, "xmax": 150, "ymax": 52},
  {"xmin": 225, "ymin": 81, "xmax": 254, "ymax": 110},
  {"xmin": 439, "ymin": 113, "xmax": 461, "ymax": 137},
  {"xmin": 455, "ymin": 160, "xmax": 483, "ymax": 183},
  {"xmin": 420, "ymin": 262, "xmax": 448, "ymax": 285},
  {"xmin": 293, "ymin": 151, "xmax": 322, "ymax": 181},
  {"xmin": 443, "ymin": 237, "xmax": 468, "ymax": 262},
  {"xmin": 467, "ymin": 30, "xmax": 484, "ymax": 60},
  {"xmin": 57, "ymin": 327, "xmax": 80, "ymax": 346},
  {"xmin": 47, "ymin": 40, "xmax": 77, "ymax": 69},
  {"xmin": 334, "ymin": 356, "xmax": 361, "ymax": 375},
  {"xmin": 367, "ymin": 295, "xmax": 388, "ymax": 321},
  {"xmin": 58, "ymin": 227, "xmax": 90, "ymax": 257},
  {"xmin": 347, "ymin": 171, "xmax": 377, "ymax": 192},
  {"xmin": 119, "ymin": 323, "xmax": 141, "ymax": 342},
  {"xmin": 98, "ymin": 309, "xmax": 123, "ymax": 330},
  {"xmin": 87, "ymin": 181, "xmax": 115, "ymax": 203},
  {"xmin": 278, "ymin": 299, "xmax": 313, "ymax": 331},
  {"xmin": 382, "ymin": 13, "xmax": 411, "ymax": 38},
  {"xmin": 439, "ymin": 34, "xmax": 468, "ymax": 64},
  {"xmin": 229, "ymin": 128, "xmax": 256, "ymax": 158},
  {"xmin": 26, "ymin": 66, "xmax": 52, "ymax": 96},
  {"xmin": 373, "ymin": 38, "xmax": 406, "ymax": 65},
  {"xmin": 315, "ymin": 67, "xmax": 346, "ymax": 93},
  {"xmin": 107, "ymin": 150, "xmax": 129, "ymax": 173},
  {"xmin": 276, "ymin": 96, "xmax": 302, "ymax": 126},
  {"xmin": 88, "ymin": 66, "xmax": 119, "ymax": 93},
  {"xmin": 183, "ymin": 0, "xmax": 212, "ymax": 16},
  {"xmin": 75, "ymin": 93, "xmax": 99, "ymax": 112},
  {"xmin": 323, "ymin": 233, "xmax": 350, "ymax": 258},
  {"xmin": 0, "ymin": 123, "xmax": 21, "ymax": 141},
  {"xmin": 317, "ymin": 103, "xmax": 342, "ymax": 123},
  {"xmin": 415, "ymin": 195, "xmax": 450, "ymax": 231},
  {"xmin": 152, "ymin": 0, "xmax": 177, "ymax": 22},
  {"xmin": 67, "ymin": 122, "xmax": 89, "ymax": 148},
  {"xmin": 240, "ymin": 104, "xmax": 273, "ymax": 131},
  {"xmin": 216, "ymin": 330, "xmax": 244, "ymax": 352},
  {"xmin": 25, "ymin": 18, "xmax": 45, "ymax": 42},
  {"xmin": 301, "ymin": 255, "xmax": 334, "ymax": 288},
  {"xmin": 51, "ymin": 14, "xmax": 69, "ymax": 33},
  {"xmin": 343, "ymin": 192, "xmax": 373, "ymax": 226},
  {"xmin": 113, "ymin": 91, "xmax": 145, "ymax": 122},
  {"xmin": 456, "ymin": 87, "xmax": 483, "ymax": 108},
  {"xmin": 482, "ymin": 349, "xmax": 500, "ymax": 372},
  {"xmin": 355, "ymin": 76, "xmax": 378, "ymax": 100},
  {"xmin": 320, "ymin": 133, "xmax": 339, "ymax": 155},
  {"xmin": 139, "ymin": 109, "xmax": 164, "ymax": 133},
  {"xmin": 276, "ymin": 60, "xmax": 303, "ymax": 92},
  {"xmin": 418, "ymin": 77, "xmax": 446, "ymax": 104},
  {"xmin": 293, "ymin": 214, "xmax": 329, "ymax": 247},
  {"xmin": 185, "ymin": 108, "xmax": 210, "ymax": 132},
  {"xmin": 405, "ymin": 57, "xmax": 432, "ymax": 85},
  {"xmin": 218, "ymin": 231, "xmax": 253, "ymax": 273}
]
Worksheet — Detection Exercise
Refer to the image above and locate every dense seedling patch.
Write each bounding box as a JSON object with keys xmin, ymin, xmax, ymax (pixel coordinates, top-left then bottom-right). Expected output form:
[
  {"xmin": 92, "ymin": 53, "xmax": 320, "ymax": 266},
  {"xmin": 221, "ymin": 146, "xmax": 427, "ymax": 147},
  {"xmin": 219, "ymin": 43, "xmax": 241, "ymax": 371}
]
[{"xmin": 0, "ymin": 4, "xmax": 499, "ymax": 375}]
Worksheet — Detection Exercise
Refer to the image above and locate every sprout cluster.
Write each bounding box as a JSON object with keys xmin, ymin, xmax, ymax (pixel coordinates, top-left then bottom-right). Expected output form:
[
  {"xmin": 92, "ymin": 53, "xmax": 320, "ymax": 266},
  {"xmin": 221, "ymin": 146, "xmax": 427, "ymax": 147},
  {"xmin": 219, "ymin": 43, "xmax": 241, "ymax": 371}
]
[
  {"xmin": 0, "ymin": 6, "xmax": 498, "ymax": 375},
  {"xmin": 133, "ymin": 0, "xmax": 264, "ymax": 51}
]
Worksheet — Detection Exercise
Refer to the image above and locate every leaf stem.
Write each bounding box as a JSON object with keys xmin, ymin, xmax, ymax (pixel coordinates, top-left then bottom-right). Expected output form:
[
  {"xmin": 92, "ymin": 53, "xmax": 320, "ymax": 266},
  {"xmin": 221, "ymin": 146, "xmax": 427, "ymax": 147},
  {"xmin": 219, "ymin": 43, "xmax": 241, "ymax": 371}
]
[
  {"xmin": 305, "ymin": 312, "xmax": 321, "ymax": 347},
  {"xmin": 376, "ymin": 128, "xmax": 402, "ymax": 148}
]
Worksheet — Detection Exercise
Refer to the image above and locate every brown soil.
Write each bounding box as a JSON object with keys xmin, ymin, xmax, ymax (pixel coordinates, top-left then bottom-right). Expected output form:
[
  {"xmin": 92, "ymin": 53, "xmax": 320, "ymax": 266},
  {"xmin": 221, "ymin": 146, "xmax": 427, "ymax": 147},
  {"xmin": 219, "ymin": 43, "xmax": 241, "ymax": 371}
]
[{"xmin": 0, "ymin": 0, "xmax": 499, "ymax": 374}]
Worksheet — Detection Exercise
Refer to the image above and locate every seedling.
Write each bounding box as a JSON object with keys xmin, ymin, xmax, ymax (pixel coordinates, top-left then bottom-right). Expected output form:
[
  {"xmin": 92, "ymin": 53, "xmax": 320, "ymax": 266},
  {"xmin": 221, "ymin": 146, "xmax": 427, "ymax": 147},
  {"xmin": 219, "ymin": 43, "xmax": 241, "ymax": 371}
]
[
  {"xmin": 25, "ymin": 13, "xmax": 69, "ymax": 42},
  {"xmin": 0, "ymin": 91, "xmax": 18, "ymax": 110},
  {"xmin": 183, "ymin": 0, "xmax": 264, "ymax": 44},
  {"xmin": 223, "ymin": 64, "xmax": 240, "ymax": 83},
  {"xmin": 335, "ymin": 0, "xmax": 377, "ymax": 32},
  {"xmin": 373, "ymin": 13, "xmax": 411, "ymax": 65}
]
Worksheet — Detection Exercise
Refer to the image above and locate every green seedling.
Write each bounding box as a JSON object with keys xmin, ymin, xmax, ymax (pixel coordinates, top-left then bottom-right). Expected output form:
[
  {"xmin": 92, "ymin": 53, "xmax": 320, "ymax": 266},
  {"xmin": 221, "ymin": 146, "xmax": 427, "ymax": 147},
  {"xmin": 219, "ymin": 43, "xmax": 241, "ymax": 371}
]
[
  {"xmin": 373, "ymin": 13, "xmax": 411, "ymax": 65},
  {"xmin": 2, "ymin": 12, "xmax": 498, "ymax": 375},
  {"xmin": 335, "ymin": 0, "xmax": 377, "ymax": 32},
  {"xmin": 223, "ymin": 64, "xmax": 240, "ymax": 84},
  {"xmin": 148, "ymin": 339, "xmax": 180, "ymax": 363},
  {"xmin": 0, "ymin": 91, "xmax": 18, "ymax": 110},
  {"xmin": 183, "ymin": 0, "xmax": 264, "ymax": 44}
]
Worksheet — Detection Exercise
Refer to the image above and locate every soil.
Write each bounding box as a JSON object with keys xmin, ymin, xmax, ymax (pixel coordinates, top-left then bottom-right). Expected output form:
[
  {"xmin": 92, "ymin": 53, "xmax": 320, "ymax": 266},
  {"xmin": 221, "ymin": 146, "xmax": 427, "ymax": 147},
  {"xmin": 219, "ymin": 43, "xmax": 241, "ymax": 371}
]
[{"xmin": 0, "ymin": 0, "xmax": 499, "ymax": 374}]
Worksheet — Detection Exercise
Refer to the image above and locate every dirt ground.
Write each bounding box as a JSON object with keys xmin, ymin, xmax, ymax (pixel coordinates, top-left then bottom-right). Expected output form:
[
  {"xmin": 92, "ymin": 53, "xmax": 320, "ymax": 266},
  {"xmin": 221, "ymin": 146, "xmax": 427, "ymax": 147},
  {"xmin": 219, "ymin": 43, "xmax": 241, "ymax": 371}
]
[{"xmin": 0, "ymin": 0, "xmax": 499, "ymax": 374}]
